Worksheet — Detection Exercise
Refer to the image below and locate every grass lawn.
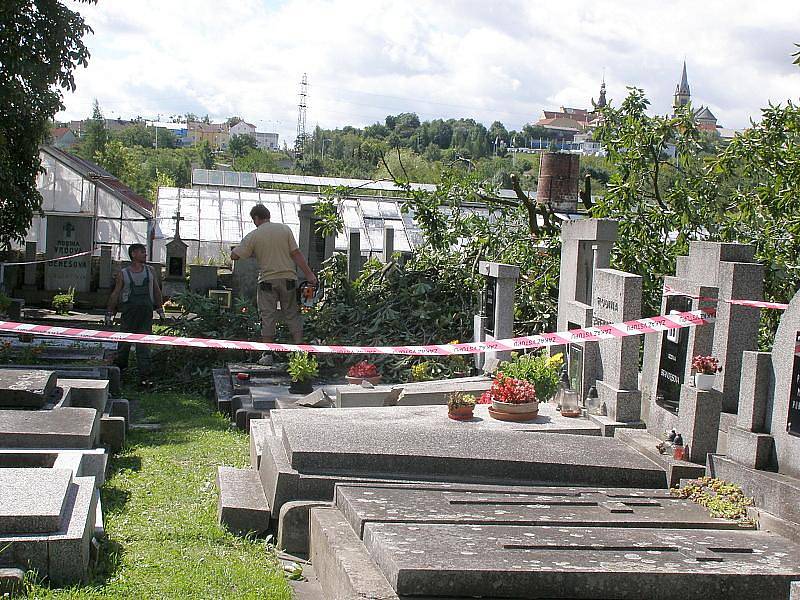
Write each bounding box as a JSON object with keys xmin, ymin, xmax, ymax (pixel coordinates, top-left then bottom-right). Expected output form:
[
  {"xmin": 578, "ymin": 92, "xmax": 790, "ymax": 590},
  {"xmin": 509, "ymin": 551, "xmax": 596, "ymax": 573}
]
[{"xmin": 27, "ymin": 386, "xmax": 292, "ymax": 599}]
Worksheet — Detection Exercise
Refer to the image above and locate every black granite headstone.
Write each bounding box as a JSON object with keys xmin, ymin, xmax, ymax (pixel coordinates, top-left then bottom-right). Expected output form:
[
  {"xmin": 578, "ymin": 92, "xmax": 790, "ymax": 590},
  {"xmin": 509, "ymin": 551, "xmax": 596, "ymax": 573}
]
[
  {"xmin": 787, "ymin": 331, "xmax": 800, "ymax": 437},
  {"xmin": 656, "ymin": 294, "xmax": 691, "ymax": 413}
]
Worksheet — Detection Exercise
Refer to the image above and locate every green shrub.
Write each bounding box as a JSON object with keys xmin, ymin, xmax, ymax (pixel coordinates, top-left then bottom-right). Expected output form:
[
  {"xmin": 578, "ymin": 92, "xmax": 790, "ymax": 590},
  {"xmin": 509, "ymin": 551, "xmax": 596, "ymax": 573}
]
[
  {"xmin": 51, "ymin": 287, "xmax": 75, "ymax": 315},
  {"xmin": 287, "ymin": 351, "xmax": 319, "ymax": 383},
  {"xmin": 498, "ymin": 351, "xmax": 564, "ymax": 401}
]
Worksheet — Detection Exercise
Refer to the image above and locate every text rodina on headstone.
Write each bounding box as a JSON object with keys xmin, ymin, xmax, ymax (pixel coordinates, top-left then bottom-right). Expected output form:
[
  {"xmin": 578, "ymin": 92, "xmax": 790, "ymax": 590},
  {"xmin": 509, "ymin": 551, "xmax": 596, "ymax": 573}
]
[{"xmin": 44, "ymin": 215, "xmax": 93, "ymax": 292}]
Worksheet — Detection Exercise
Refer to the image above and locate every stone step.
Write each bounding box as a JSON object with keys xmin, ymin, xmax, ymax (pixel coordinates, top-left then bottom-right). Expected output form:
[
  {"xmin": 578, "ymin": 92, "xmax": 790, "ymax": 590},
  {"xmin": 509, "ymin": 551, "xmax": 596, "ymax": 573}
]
[
  {"xmin": 615, "ymin": 428, "xmax": 706, "ymax": 486},
  {"xmin": 216, "ymin": 466, "xmax": 270, "ymax": 536},
  {"xmin": 0, "ymin": 368, "xmax": 56, "ymax": 409}
]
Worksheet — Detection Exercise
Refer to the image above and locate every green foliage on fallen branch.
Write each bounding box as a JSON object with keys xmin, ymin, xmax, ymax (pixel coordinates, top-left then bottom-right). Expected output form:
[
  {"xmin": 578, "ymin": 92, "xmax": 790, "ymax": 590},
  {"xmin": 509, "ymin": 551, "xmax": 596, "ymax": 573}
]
[{"xmin": 672, "ymin": 476, "xmax": 754, "ymax": 522}]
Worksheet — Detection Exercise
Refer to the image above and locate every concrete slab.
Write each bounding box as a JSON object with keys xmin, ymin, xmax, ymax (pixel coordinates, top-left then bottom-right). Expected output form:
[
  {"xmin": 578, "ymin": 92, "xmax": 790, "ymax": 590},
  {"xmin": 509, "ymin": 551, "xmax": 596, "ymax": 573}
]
[
  {"xmin": 0, "ymin": 469, "xmax": 72, "ymax": 533},
  {"xmin": 364, "ymin": 522, "xmax": 800, "ymax": 599},
  {"xmin": 334, "ymin": 485, "xmax": 745, "ymax": 538},
  {"xmin": 0, "ymin": 369, "xmax": 56, "ymax": 409},
  {"xmin": 0, "ymin": 407, "xmax": 98, "ymax": 449}
]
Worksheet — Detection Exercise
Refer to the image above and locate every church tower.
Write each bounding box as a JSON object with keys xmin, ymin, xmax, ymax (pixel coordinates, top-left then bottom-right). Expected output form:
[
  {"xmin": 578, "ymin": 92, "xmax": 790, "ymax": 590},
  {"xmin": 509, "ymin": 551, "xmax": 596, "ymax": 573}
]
[
  {"xmin": 594, "ymin": 79, "xmax": 607, "ymax": 109},
  {"xmin": 674, "ymin": 61, "xmax": 691, "ymax": 110}
]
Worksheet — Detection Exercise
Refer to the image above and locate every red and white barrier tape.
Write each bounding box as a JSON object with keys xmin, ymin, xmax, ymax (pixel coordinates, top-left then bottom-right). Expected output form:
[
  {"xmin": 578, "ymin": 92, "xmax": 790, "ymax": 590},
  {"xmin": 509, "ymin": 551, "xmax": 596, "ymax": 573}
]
[
  {"xmin": 0, "ymin": 309, "xmax": 715, "ymax": 356},
  {"xmin": 663, "ymin": 285, "xmax": 788, "ymax": 310},
  {"xmin": 1, "ymin": 249, "xmax": 94, "ymax": 266}
]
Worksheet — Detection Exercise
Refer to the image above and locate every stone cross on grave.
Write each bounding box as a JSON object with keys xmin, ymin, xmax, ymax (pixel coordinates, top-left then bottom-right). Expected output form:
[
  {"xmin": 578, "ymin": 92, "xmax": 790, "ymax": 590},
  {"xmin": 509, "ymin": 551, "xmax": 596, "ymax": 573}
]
[{"xmin": 172, "ymin": 211, "xmax": 185, "ymax": 239}]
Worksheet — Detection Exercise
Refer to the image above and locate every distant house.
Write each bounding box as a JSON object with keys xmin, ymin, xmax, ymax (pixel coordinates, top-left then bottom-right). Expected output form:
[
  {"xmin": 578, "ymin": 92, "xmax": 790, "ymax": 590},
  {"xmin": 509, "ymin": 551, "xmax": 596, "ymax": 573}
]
[
  {"xmin": 254, "ymin": 131, "xmax": 279, "ymax": 150},
  {"xmin": 187, "ymin": 121, "xmax": 229, "ymax": 150},
  {"xmin": 694, "ymin": 106, "xmax": 718, "ymax": 132},
  {"xmin": 229, "ymin": 121, "xmax": 256, "ymax": 138},
  {"xmin": 51, "ymin": 127, "xmax": 77, "ymax": 149}
]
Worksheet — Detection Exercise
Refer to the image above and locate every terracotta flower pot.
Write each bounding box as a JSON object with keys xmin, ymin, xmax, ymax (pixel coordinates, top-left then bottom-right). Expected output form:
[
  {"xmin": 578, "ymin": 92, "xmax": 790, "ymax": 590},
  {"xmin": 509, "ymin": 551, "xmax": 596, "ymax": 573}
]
[
  {"xmin": 448, "ymin": 406, "xmax": 475, "ymax": 421},
  {"xmin": 491, "ymin": 399, "xmax": 539, "ymax": 414},
  {"xmin": 345, "ymin": 375, "xmax": 381, "ymax": 385}
]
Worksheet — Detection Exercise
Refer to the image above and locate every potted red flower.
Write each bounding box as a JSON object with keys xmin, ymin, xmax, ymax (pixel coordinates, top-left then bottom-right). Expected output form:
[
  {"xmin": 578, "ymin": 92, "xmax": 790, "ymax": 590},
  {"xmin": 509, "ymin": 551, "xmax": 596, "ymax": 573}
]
[
  {"xmin": 346, "ymin": 361, "xmax": 381, "ymax": 385},
  {"xmin": 691, "ymin": 355, "xmax": 721, "ymax": 391},
  {"xmin": 478, "ymin": 372, "xmax": 538, "ymax": 420}
]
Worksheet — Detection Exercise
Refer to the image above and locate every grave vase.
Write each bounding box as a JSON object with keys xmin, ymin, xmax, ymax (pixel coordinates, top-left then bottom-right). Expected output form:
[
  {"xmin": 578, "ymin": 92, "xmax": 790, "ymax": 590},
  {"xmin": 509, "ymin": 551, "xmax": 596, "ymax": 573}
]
[
  {"xmin": 491, "ymin": 399, "xmax": 539, "ymax": 414},
  {"xmin": 694, "ymin": 373, "xmax": 716, "ymax": 391}
]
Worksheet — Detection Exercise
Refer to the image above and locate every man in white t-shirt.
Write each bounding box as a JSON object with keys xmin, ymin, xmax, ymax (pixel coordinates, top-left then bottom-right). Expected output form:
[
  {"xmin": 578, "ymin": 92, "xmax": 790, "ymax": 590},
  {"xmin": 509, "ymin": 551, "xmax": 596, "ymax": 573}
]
[{"xmin": 232, "ymin": 204, "xmax": 317, "ymax": 362}]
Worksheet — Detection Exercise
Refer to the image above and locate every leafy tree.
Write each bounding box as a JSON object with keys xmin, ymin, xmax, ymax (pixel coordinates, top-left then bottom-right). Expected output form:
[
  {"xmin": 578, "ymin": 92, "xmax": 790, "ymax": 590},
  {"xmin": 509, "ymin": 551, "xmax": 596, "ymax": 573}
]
[
  {"xmin": 197, "ymin": 140, "xmax": 214, "ymax": 169},
  {"xmin": 226, "ymin": 116, "xmax": 242, "ymax": 128},
  {"xmin": 96, "ymin": 140, "xmax": 138, "ymax": 181},
  {"xmin": 79, "ymin": 99, "xmax": 108, "ymax": 161},
  {"xmin": 229, "ymin": 133, "xmax": 257, "ymax": 159},
  {"xmin": 0, "ymin": 0, "xmax": 95, "ymax": 248},
  {"xmin": 149, "ymin": 169, "xmax": 176, "ymax": 206},
  {"xmin": 234, "ymin": 148, "xmax": 279, "ymax": 173},
  {"xmin": 116, "ymin": 123, "xmax": 152, "ymax": 148}
]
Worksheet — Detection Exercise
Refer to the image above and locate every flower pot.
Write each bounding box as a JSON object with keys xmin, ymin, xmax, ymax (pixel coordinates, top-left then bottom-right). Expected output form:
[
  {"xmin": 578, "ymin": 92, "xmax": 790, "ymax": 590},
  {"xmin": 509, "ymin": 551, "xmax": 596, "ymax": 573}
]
[
  {"xmin": 289, "ymin": 380, "xmax": 314, "ymax": 395},
  {"xmin": 345, "ymin": 375, "xmax": 381, "ymax": 385},
  {"xmin": 694, "ymin": 373, "xmax": 716, "ymax": 391},
  {"xmin": 448, "ymin": 406, "xmax": 474, "ymax": 421},
  {"xmin": 491, "ymin": 399, "xmax": 539, "ymax": 414}
]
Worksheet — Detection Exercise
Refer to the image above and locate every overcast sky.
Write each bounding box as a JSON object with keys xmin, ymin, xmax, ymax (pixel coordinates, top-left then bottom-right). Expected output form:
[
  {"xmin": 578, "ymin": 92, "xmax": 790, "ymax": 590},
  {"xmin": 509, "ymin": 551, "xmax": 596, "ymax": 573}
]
[{"xmin": 58, "ymin": 0, "xmax": 800, "ymax": 145}]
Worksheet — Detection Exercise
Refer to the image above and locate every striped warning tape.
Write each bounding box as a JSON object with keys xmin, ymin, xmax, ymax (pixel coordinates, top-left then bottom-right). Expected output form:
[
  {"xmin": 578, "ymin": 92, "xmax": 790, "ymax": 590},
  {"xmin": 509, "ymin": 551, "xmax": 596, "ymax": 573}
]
[
  {"xmin": 1, "ymin": 249, "xmax": 94, "ymax": 266},
  {"xmin": 663, "ymin": 285, "xmax": 788, "ymax": 310},
  {"xmin": 0, "ymin": 308, "xmax": 716, "ymax": 356}
]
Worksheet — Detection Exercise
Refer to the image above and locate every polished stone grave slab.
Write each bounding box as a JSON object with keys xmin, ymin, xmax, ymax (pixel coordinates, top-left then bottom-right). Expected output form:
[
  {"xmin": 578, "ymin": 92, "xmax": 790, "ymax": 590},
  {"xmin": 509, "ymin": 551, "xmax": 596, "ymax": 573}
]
[
  {"xmin": 335, "ymin": 484, "xmax": 746, "ymax": 538},
  {"xmin": 363, "ymin": 522, "xmax": 800, "ymax": 599},
  {"xmin": 0, "ymin": 369, "xmax": 56, "ymax": 409}
]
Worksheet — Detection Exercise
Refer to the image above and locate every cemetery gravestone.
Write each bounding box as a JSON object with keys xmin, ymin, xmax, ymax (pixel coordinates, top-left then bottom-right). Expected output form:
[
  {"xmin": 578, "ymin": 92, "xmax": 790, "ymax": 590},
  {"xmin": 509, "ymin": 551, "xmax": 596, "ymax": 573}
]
[
  {"xmin": 98, "ymin": 245, "xmax": 113, "ymax": 290},
  {"xmin": 478, "ymin": 261, "xmax": 519, "ymax": 364},
  {"xmin": 44, "ymin": 215, "xmax": 92, "ymax": 293},
  {"xmin": 298, "ymin": 203, "xmax": 334, "ymax": 274},
  {"xmin": 555, "ymin": 219, "xmax": 618, "ymax": 398},
  {"xmin": 23, "ymin": 242, "xmax": 37, "ymax": 288},
  {"xmin": 593, "ymin": 268, "xmax": 643, "ymax": 422}
]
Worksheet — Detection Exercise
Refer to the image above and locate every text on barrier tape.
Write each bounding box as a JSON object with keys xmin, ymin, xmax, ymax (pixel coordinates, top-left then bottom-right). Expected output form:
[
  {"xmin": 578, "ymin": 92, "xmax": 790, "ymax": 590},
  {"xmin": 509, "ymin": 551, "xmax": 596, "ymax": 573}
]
[
  {"xmin": 663, "ymin": 284, "xmax": 789, "ymax": 310},
  {"xmin": 0, "ymin": 309, "xmax": 715, "ymax": 356}
]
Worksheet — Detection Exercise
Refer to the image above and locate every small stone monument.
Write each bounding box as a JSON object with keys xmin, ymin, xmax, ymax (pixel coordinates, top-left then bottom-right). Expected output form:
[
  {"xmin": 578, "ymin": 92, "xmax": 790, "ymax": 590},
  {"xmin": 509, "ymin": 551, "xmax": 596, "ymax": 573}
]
[
  {"xmin": 555, "ymin": 218, "xmax": 618, "ymax": 398},
  {"xmin": 592, "ymin": 268, "xmax": 643, "ymax": 422},
  {"xmin": 347, "ymin": 229, "xmax": 362, "ymax": 281},
  {"xmin": 44, "ymin": 215, "xmax": 93, "ymax": 293},
  {"xmin": 162, "ymin": 212, "xmax": 188, "ymax": 297},
  {"xmin": 476, "ymin": 261, "xmax": 520, "ymax": 367}
]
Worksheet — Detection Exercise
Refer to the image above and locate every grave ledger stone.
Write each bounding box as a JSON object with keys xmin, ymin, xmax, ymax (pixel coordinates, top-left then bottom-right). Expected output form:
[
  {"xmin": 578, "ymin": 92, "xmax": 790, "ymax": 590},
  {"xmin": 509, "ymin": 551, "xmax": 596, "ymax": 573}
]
[{"xmin": 44, "ymin": 215, "xmax": 93, "ymax": 293}]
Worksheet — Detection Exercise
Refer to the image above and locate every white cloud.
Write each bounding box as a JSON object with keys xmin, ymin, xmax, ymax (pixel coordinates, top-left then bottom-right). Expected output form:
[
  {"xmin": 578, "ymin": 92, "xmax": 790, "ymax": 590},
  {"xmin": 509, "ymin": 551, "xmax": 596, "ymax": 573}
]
[{"xmin": 59, "ymin": 0, "xmax": 800, "ymax": 144}]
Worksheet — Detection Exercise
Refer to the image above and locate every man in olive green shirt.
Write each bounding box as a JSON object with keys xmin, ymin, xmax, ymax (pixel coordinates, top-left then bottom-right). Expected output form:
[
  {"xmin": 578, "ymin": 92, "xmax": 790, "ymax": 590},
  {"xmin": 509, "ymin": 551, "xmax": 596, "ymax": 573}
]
[{"xmin": 231, "ymin": 204, "xmax": 317, "ymax": 352}]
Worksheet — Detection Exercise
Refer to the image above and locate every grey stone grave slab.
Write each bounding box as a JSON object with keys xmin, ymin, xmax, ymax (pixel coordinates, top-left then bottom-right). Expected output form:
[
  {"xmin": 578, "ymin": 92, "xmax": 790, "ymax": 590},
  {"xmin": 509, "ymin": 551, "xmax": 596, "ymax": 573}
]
[
  {"xmin": 0, "ymin": 449, "xmax": 107, "ymax": 487},
  {"xmin": 232, "ymin": 255, "xmax": 258, "ymax": 301},
  {"xmin": 189, "ymin": 264, "xmax": 218, "ymax": 294},
  {"xmin": 334, "ymin": 485, "xmax": 744, "ymax": 538},
  {"xmin": 264, "ymin": 405, "xmax": 664, "ymax": 508},
  {"xmin": 0, "ymin": 369, "xmax": 56, "ymax": 409},
  {"xmin": 0, "ymin": 407, "xmax": 98, "ymax": 449},
  {"xmin": 56, "ymin": 378, "xmax": 109, "ymax": 413},
  {"xmin": 362, "ymin": 522, "xmax": 800, "ymax": 599},
  {"xmin": 593, "ymin": 268, "xmax": 643, "ymax": 422},
  {"xmin": 0, "ymin": 469, "xmax": 72, "ymax": 533}
]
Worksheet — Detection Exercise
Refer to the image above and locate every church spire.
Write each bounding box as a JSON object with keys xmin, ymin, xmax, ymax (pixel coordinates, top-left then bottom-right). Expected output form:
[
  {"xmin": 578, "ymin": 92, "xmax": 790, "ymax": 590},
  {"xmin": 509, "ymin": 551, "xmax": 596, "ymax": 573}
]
[{"xmin": 674, "ymin": 61, "xmax": 691, "ymax": 109}]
